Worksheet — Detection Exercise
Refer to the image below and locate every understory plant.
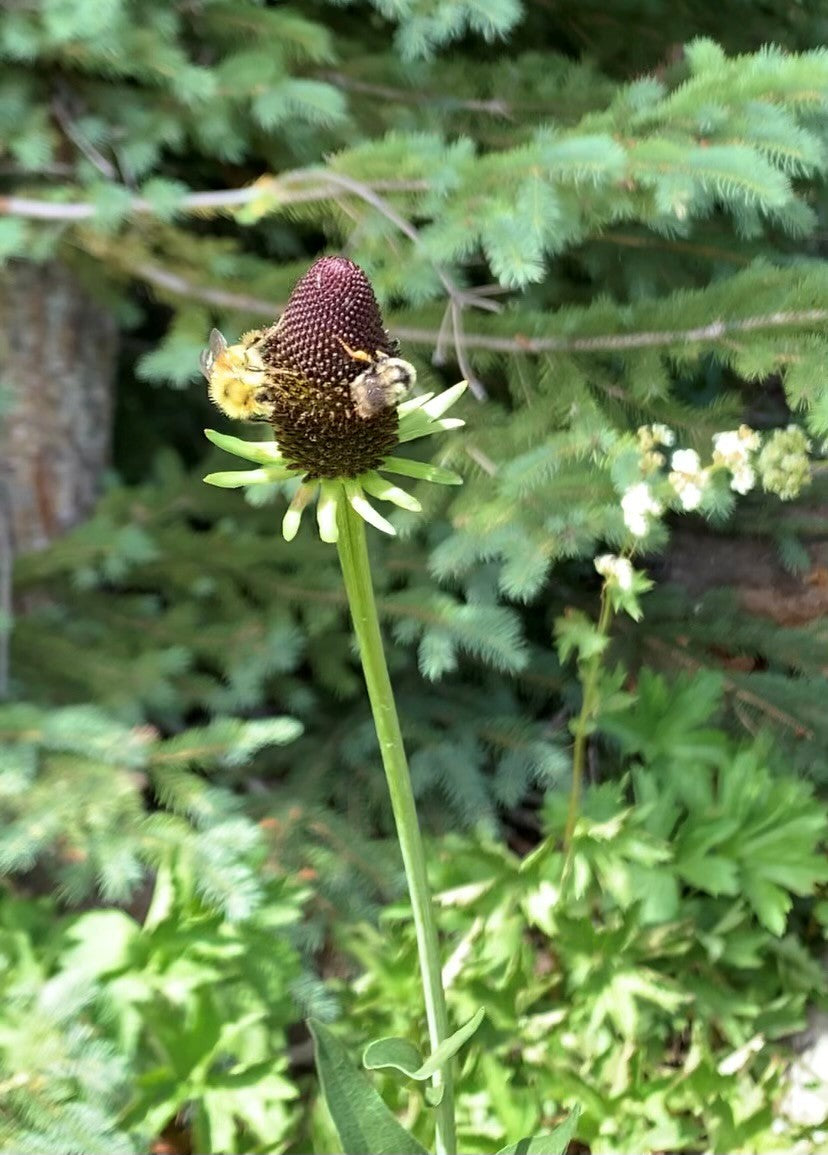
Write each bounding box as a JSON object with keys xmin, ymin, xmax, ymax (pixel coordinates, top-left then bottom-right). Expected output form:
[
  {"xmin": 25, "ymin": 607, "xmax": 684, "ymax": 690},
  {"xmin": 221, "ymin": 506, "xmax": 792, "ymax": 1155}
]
[
  {"xmin": 328, "ymin": 682, "xmax": 827, "ymax": 1153},
  {"xmin": 0, "ymin": 857, "xmax": 318, "ymax": 1155}
]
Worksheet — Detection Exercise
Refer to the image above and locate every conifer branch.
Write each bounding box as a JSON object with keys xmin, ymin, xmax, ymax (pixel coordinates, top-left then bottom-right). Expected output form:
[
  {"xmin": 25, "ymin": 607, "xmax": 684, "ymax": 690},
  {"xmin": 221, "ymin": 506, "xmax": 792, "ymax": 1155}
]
[
  {"xmin": 318, "ymin": 71, "xmax": 511, "ymax": 116},
  {"xmin": 129, "ymin": 258, "xmax": 828, "ymax": 358}
]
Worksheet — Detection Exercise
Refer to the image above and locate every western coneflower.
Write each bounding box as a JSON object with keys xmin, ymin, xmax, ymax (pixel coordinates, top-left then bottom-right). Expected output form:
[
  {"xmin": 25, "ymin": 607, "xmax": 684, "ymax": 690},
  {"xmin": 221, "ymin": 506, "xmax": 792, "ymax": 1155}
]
[
  {"xmin": 201, "ymin": 255, "xmax": 471, "ymax": 1155},
  {"xmin": 202, "ymin": 255, "xmax": 466, "ymax": 541}
]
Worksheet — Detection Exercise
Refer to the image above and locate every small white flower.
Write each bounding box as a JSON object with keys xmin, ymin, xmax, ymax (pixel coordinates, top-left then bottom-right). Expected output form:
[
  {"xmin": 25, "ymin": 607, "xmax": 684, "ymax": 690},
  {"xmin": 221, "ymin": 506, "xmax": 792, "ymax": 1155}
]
[
  {"xmin": 669, "ymin": 448, "xmax": 710, "ymax": 511},
  {"xmin": 712, "ymin": 425, "xmax": 760, "ymax": 495},
  {"xmin": 621, "ymin": 482, "xmax": 662, "ymax": 537},
  {"xmin": 677, "ymin": 479, "xmax": 703, "ymax": 509},
  {"xmin": 712, "ymin": 430, "xmax": 740, "ymax": 459},
  {"xmin": 713, "ymin": 426, "xmax": 760, "ymax": 459},
  {"xmin": 730, "ymin": 464, "xmax": 756, "ymax": 495},
  {"xmin": 651, "ymin": 423, "xmax": 676, "ymax": 447},
  {"xmin": 595, "ymin": 553, "xmax": 634, "ymax": 590},
  {"xmin": 671, "ymin": 448, "xmax": 700, "ymax": 474}
]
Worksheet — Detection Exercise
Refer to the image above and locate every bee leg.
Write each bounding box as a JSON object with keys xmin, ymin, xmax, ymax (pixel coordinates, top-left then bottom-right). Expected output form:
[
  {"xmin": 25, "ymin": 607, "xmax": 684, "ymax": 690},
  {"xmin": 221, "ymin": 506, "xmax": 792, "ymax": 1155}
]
[
  {"xmin": 266, "ymin": 366, "xmax": 302, "ymax": 381},
  {"xmin": 336, "ymin": 337, "xmax": 374, "ymax": 365}
]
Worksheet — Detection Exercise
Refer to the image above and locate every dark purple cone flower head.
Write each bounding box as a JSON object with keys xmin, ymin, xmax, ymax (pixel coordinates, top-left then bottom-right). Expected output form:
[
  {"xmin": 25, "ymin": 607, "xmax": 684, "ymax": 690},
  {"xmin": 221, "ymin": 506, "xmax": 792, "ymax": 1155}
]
[
  {"xmin": 261, "ymin": 256, "xmax": 400, "ymax": 478},
  {"xmin": 202, "ymin": 257, "xmax": 467, "ymax": 542}
]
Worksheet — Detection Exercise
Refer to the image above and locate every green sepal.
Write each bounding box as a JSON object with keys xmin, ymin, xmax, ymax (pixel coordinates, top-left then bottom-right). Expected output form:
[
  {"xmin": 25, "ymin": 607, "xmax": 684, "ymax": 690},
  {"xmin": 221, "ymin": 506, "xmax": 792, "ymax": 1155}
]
[
  {"xmin": 494, "ymin": 1105, "xmax": 581, "ymax": 1155},
  {"xmin": 203, "ymin": 468, "xmax": 277, "ymax": 488},
  {"xmin": 423, "ymin": 381, "xmax": 468, "ymax": 418},
  {"xmin": 363, "ymin": 1007, "xmax": 485, "ymax": 1082},
  {"xmin": 316, "ymin": 481, "xmax": 341, "ymax": 543},
  {"xmin": 362, "ymin": 471, "xmax": 423, "ymax": 512},
  {"xmin": 398, "ymin": 391, "xmax": 436, "ymax": 414},
  {"xmin": 204, "ymin": 428, "xmax": 287, "ymax": 466},
  {"xmin": 347, "ymin": 482, "xmax": 396, "ymax": 536},
  {"xmin": 398, "ymin": 415, "xmax": 465, "ymax": 444},
  {"xmin": 309, "ymin": 1020, "xmax": 429, "ymax": 1155},
  {"xmin": 380, "ymin": 456, "xmax": 463, "ymax": 485}
]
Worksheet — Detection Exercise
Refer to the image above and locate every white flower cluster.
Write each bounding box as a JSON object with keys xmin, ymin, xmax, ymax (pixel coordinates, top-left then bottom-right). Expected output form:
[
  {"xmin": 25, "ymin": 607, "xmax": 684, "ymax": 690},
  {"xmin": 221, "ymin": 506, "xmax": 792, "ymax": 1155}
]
[
  {"xmin": 668, "ymin": 447, "xmax": 710, "ymax": 510},
  {"xmin": 594, "ymin": 553, "xmax": 634, "ymax": 590},
  {"xmin": 621, "ymin": 482, "xmax": 662, "ymax": 537},
  {"xmin": 712, "ymin": 425, "xmax": 761, "ymax": 495},
  {"xmin": 636, "ymin": 423, "xmax": 676, "ymax": 473}
]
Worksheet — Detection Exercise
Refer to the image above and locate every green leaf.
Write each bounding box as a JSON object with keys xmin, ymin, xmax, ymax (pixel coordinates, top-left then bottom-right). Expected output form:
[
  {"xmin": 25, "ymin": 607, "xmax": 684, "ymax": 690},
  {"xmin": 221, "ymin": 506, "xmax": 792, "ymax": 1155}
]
[
  {"xmin": 363, "ymin": 1007, "xmax": 485, "ymax": 1081},
  {"xmin": 362, "ymin": 1037, "xmax": 424, "ymax": 1078},
  {"xmin": 60, "ymin": 909, "xmax": 138, "ymax": 977},
  {"xmin": 309, "ymin": 1020, "xmax": 429, "ymax": 1155},
  {"xmin": 495, "ymin": 1105, "xmax": 581, "ymax": 1155}
]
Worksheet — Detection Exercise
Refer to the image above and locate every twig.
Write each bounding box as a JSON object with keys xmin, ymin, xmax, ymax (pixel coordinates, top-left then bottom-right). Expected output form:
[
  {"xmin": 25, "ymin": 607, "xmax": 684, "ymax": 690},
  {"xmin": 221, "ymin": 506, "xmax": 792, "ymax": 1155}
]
[
  {"xmin": 450, "ymin": 299, "xmax": 487, "ymax": 399},
  {"xmin": 319, "ymin": 71, "xmax": 511, "ymax": 117},
  {"xmin": 51, "ymin": 94, "xmax": 118, "ymax": 180},
  {"xmin": 132, "ymin": 260, "xmax": 282, "ymax": 314},
  {"xmin": 0, "ymin": 174, "xmax": 429, "ymax": 221},
  {"xmin": 464, "ymin": 445, "xmax": 498, "ymax": 475},
  {"xmin": 564, "ymin": 588, "xmax": 613, "ymax": 851},
  {"xmin": 432, "ymin": 301, "xmax": 454, "ymax": 367}
]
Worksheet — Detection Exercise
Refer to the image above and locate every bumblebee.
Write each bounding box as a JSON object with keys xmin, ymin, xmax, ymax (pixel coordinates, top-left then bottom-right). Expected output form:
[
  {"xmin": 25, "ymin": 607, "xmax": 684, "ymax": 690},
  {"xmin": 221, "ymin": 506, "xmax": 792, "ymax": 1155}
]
[
  {"xmin": 200, "ymin": 328, "xmax": 274, "ymax": 422},
  {"xmin": 340, "ymin": 341, "xmax": 417, "ymax": 420}
]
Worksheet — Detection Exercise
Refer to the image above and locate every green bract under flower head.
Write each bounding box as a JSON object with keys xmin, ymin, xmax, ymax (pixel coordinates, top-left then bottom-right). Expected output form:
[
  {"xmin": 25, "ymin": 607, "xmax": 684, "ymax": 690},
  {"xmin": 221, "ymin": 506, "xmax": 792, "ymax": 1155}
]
[{"xmin": 202, "ymin": 256, "xmax": 466, "ymax": 542}]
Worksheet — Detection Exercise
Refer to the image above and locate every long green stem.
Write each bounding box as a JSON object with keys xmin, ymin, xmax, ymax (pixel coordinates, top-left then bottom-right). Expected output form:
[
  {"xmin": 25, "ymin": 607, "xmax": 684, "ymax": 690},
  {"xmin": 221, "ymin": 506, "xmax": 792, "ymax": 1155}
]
[
  {"xmin": 335, "ymin": 495, "xmax": 456, "ymax": 1155},
  {"xmin": 563, "ymin": 589, "xmax": 614, "ymax": 850}
]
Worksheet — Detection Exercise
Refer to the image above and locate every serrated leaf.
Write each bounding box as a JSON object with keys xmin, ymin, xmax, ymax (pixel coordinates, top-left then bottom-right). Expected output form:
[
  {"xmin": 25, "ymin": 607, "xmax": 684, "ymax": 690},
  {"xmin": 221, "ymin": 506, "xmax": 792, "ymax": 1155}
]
[{"xmin": 309, "ymin": 1020, "xmax": 429, "ymax": 1155}]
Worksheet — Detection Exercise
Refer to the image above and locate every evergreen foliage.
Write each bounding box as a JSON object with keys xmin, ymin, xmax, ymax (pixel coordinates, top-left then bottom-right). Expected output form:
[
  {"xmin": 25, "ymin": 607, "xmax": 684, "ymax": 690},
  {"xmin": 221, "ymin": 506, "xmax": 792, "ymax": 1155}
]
[
  {"xmin": 5, "ymin": 0, "xmax": 828, "ymax": 767},
  {"xmin": 2, "ymin": 1, "xmax": 828, "ymax": 1151}
]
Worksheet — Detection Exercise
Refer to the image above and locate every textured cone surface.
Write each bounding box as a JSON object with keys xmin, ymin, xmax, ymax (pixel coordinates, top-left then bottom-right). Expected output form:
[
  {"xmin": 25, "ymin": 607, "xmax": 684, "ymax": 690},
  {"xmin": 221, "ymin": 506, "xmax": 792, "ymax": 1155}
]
[{"xmin": 262, "ymin": 257, "xmax": 399, "ymax": 478}]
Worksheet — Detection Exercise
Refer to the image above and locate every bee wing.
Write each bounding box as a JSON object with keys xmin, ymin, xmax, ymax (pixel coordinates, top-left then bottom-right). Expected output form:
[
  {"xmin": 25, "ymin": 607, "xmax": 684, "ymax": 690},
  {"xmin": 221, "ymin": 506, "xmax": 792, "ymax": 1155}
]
[{"xmin": 199, "ymin": 328, "xmax": 228, "ymax": 380}]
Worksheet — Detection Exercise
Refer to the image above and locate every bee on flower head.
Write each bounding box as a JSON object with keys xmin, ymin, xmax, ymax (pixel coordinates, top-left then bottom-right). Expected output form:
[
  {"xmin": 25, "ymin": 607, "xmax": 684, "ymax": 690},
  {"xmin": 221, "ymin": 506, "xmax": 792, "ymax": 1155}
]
[
  {"xmin": 339, "ymin": 340, "xmax": 417, "ymax": 420},
  {"xmin": 200, "ymin": 327, "xmax": 275, "ymax": 422}
]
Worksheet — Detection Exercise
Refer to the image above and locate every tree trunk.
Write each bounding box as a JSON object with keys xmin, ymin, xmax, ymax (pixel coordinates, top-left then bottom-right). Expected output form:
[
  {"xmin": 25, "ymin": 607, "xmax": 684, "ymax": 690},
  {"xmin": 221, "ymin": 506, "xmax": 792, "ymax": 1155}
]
[{"xmin": 0, "ymin": 259, "xmax": 119, "ymax": 555}]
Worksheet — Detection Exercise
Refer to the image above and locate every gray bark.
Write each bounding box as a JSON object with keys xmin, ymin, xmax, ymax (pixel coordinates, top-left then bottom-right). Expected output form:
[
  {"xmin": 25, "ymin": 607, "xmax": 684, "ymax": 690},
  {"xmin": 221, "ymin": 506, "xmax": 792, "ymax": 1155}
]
[{"xmin": 0, "ymin": 259, "xmax": 118, "ymax": 555}]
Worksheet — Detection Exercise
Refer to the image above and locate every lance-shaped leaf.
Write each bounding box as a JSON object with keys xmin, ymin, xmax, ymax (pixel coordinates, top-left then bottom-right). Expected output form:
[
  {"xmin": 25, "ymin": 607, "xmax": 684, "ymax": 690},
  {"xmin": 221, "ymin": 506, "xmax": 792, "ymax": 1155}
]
[
  {"xmin": 495, "ymin": 1105, "xmax": 581, "ymax": 1155},
  {"xmin": 309, "ymin": 1020, "xmax": 429, "ymax": 1155}
]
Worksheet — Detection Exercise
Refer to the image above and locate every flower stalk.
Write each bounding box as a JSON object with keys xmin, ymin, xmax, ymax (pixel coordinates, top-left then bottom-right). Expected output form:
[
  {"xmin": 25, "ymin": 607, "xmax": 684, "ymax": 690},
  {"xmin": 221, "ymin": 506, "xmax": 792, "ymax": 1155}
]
[
  {"xmin": 335, "ymin": 494, "xmax": 456, "ymax": 1155},
  {"xmin": 563, "ymin": 588, "xmax": 614, "ymax": 851}
]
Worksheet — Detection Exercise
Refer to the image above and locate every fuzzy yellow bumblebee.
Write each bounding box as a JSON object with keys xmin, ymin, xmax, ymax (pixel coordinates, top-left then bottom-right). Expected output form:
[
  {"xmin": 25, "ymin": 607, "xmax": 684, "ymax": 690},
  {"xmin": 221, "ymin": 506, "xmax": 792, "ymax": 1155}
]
[
  {"xmin": 200, "ymin": 328, "xmax": 273, "ymax": 422},
  {"xmin": 339, "ymin": 341, "xmax": 417, "ymax": 420}
]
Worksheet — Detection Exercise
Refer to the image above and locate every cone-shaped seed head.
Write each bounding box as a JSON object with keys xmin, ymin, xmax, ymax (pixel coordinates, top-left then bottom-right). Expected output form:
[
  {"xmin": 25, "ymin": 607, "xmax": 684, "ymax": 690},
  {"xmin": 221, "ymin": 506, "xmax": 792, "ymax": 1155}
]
[{"xmin": 261, "ymin": 256, "xmax": 399, "ymax": 478}]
